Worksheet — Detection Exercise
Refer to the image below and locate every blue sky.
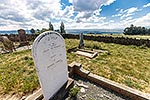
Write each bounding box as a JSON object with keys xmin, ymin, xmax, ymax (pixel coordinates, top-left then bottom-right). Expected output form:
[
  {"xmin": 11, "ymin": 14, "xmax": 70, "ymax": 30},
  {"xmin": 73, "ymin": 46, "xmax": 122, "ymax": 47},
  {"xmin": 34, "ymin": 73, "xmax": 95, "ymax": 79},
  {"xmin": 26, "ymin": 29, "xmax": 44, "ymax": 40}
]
[{"xmin": 0, "ymin": 0, "xmax": 150, "ymax": 30}]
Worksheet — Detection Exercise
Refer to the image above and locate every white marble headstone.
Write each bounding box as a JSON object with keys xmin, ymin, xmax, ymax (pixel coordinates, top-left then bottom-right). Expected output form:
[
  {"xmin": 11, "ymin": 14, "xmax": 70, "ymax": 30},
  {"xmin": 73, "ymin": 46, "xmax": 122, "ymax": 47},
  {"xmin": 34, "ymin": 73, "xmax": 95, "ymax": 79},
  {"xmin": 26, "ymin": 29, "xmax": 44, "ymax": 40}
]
[{"xmin": 32, "ymin": 31, "xmax": 68, "ymax": 100}]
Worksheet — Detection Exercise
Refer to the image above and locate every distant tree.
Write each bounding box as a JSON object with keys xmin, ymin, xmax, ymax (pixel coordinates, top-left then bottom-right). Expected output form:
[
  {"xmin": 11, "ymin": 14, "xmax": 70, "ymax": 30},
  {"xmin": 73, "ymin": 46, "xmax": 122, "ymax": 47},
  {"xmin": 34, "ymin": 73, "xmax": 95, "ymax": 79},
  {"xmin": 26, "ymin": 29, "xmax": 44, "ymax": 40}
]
[
  {"xmin": 41, "ymin": 28, "xmax": 49, "ymax": 33},
  {"xmin": 124, "ymin": 27, "xmax": 130, "ymax": 35},
  {"xmin": 37, "ymin": 29, "xmax": 40, "ymax": 32},
  {"xmin": 36, "ymin": 29, "xmax": 40, "ymax": 34},
  {"xmin": 60, "ymin": 22, "xmax": 66, "ymax": 34},
  {"xmin": 123, "ymin": 24, "xmax": 150, "ymax": 35},
  {"xmin": 49, "ymin": 22, "xmax": 54, "ymax": 31},
  {"xmin": 148, "ymin": 29, "xmax": 150, "ymax": 34},
  {"xmin": 30, "ymin": 28, "xmax": 35, "ymax": 34}
]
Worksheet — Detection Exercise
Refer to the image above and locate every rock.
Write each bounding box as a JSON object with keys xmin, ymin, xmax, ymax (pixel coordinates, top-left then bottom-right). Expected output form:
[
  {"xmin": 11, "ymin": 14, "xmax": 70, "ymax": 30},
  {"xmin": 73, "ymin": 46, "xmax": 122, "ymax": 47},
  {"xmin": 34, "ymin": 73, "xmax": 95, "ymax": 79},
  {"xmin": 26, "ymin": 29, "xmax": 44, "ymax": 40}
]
[
  {"xmin": 76, "ymin": 82, "xmax": 88, "ymax": 88},
  {"xmin": 99, "ymin": 94, "xmax": 104, "ymax": 98},
  {"xmin": 82, "ymin": 94, "xmax": 86, "ymax": 98},
  {"xmin": 103, "ymin": 94, "xmax": 112, "ymax": 99},
  {"xmin": 80, "ymin": 87, "xmax": 86, "ymax": 93},
  {"xmin": 20, "ymin": 96, "xmax": 26, "ymax": 100}
]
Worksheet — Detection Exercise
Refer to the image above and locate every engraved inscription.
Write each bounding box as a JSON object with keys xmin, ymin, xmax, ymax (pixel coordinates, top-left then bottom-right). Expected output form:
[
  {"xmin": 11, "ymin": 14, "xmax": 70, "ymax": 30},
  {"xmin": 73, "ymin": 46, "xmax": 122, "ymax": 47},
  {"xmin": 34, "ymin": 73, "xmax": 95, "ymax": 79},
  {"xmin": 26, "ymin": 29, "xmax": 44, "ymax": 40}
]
[
  {"xmin": 47, "ymin": 59, "xmax": 63, "ymax": 69},
  {"xmin": 56, "ymin": 59, "xmax": 63, "ymax": 63},
  {"xmin": 50, "ymin": 54, "xmax": 56, "ymax": 58},
  {"xmin": 43, "ymin": 49, "xmax": 49, "ymax": 53},
  {"xmin": 47, "ymin": 63, "xmax": 55, "ymax": 69},
  {"xmin": 50, "ymin": 36, "xmax": 57, "ymax": 40}
]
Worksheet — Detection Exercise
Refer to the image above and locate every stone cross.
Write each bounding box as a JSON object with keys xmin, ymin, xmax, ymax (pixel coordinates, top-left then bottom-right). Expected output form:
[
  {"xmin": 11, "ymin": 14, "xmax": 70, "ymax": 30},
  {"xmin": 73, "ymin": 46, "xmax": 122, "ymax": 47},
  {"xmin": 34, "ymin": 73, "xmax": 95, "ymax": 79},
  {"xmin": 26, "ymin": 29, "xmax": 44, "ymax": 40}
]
[
  {"xmin": 32, "ymin": 31, "xmax": 68, "ymax": 100},
  {"xmin": 78, "ymin": 33, "xmax": 84, "ymax": 49}
]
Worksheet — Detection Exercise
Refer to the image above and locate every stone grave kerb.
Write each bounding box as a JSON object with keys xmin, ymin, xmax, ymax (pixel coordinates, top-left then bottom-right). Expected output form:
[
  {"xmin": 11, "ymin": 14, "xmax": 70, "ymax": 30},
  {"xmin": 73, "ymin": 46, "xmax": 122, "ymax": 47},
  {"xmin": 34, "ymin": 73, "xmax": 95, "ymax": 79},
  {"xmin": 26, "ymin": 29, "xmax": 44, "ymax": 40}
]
[{"xmin": 32, "ymin": 31, "xmax": 68, "ymax": 100}]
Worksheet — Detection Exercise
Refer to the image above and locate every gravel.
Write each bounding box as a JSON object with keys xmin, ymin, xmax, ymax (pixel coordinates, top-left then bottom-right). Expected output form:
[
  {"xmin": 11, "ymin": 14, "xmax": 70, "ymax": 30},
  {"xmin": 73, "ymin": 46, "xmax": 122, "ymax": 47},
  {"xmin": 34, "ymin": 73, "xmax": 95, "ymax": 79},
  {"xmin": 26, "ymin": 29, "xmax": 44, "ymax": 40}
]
[{"xmin": 65, "ymin": 75, "xmax": 131, "ymax": 100}]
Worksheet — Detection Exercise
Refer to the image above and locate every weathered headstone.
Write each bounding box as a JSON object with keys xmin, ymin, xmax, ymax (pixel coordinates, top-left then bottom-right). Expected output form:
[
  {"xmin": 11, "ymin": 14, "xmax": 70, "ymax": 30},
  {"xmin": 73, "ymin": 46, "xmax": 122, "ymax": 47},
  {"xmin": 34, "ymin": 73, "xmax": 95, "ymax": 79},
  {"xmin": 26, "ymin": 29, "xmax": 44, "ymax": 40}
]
[
  {"xmin": 78, "ymin": 33, "xmax": 84, "ymax": 49},
  {"xmin": 18, "ymin": 29, "xmax": 29, "ymax": 47},
  {"xmin": 0, "ymin": 36, "xmax": 16, "ymax": 53},
  {"xmin": 32, "ymin": 31, "xmax": 68, "ymax": 100}
]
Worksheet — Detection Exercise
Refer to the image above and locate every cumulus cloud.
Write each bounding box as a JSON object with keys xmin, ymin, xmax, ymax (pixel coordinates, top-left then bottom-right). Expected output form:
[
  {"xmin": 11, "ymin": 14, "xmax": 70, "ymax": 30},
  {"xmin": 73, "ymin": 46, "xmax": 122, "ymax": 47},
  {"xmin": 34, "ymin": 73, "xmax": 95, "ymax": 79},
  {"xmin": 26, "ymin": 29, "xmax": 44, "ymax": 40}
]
[
  {"xmin": 0, "ymin": 0, "xmax": 149, "ymax": 30},
  {"xmin": 0, "ymin": 0, "xmax": 117, "ymax": 30},
  {"xmin": 143, "ymin": 3, "xmax": 150, "ymax": 8},
  {"xmin": 112, "ymin": 13, "xmax": 122, "ymax": 17},
  {"xmin": 71, "ymin": 0, "xmax": 115, "ymax": 22},
  {"xmin": 133, "ymin": 13, "xmax": 150, "ymax": 27},
  {"xmin": 0, "ymin": 0, "xmax": 68, "ymax": 30}
]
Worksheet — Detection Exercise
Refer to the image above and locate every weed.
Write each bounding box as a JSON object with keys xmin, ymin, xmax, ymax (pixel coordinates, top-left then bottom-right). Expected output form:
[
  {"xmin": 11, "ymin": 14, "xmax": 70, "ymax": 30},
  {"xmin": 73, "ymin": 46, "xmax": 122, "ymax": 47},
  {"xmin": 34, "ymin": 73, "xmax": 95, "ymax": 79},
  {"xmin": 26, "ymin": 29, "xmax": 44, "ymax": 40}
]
[
  {"xmin": 88, "ymin": 98, "xmax": 94, "ymax": 100},
  {"xmin": 139, "ymin": 44, "xmax": 147, "ymax": 49},
  {"xmin": 124, "ymin": 78, "xmax": 142, "ymax": 90},
  {"xmin": 69, "ymin": 87, "xmax": 80, "ymax": 97}
]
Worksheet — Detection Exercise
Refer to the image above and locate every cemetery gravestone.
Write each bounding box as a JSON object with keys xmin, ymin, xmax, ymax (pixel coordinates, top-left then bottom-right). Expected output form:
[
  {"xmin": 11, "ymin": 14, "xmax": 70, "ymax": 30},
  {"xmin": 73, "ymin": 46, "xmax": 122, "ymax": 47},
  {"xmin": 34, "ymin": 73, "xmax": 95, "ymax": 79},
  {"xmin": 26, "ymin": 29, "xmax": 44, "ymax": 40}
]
[
  {"xmin": 18, "ymin": 29, "xmax": 29, "ymax": 47},
  {"xmin": 0, "ymin": 36, "xmax": 16, "ymax": 53},
  {"xmin": 32, "ymin": 31, "xmax": 68, "ymax": 100},
  {"xmin": 76, "ymin": 33, "xmax": 98, "ymax": 58},
  {"xmin": 78, "ymin": 33, "xmax": 84, "ymax": 49}
]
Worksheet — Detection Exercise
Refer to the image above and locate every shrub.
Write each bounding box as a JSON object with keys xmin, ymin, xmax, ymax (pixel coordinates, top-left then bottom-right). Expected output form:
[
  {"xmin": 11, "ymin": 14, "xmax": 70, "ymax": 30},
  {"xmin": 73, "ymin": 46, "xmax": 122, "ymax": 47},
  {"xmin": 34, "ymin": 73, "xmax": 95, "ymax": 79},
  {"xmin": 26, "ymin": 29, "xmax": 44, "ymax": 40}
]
[{"xmin": 69, "ymin": 87, "xmax": 80, "ymax": 97}]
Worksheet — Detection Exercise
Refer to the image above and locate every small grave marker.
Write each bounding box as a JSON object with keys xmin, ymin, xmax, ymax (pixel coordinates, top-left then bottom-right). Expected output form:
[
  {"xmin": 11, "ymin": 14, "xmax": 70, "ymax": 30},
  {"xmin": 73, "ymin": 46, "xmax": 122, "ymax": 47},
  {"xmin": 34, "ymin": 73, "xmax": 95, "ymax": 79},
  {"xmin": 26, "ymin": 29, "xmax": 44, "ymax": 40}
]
[
  {"xmin": 32, "ymin": 31, "xmax": 68, "ymax": 100},
  {"xmin": 78, "ymin": 33, "xmax": 84, "ymax": 49},
  {"xmin": 76, "ymin": 33, "xmax": 98, "ymax": 59},
  {"xmin": 18, "ymin": 29, "xmax": 29, "ymax": 47}
]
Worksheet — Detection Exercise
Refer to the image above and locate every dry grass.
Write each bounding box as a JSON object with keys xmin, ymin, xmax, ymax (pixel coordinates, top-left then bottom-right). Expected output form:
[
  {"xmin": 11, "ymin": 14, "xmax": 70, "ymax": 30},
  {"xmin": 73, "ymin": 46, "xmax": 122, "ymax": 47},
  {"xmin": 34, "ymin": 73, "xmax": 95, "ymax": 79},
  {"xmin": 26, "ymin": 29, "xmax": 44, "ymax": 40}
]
[
  {"xmin": 90, "ymin": 34, "xmax": 150, "ymax": 40},
  {"xmin": 65, "ymin": 39, "xmax": 150, "ymax": 93},
  {"xmin": 0, "ymin": 38, "xmax": 150, "ymax": 96},
  {"xmin": 0, "ymin": 50, "xmax": 39, "ymax": 96}
]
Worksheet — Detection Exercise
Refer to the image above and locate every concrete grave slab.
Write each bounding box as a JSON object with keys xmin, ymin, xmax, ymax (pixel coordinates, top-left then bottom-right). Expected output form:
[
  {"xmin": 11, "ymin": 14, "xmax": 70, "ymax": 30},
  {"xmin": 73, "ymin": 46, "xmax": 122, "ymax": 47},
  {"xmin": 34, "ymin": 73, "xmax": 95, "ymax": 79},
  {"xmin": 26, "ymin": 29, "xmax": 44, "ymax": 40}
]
[
  {"xmin": 32, "ymin": 31, "xmax": 68, "ymax": 100},
  {"xmin": 76, "ymin": 49, "xmax": 98, "ymax": 59},
  {"xmin": 78, "ymin": 33, "xmax": 84, "ymax": 49}
]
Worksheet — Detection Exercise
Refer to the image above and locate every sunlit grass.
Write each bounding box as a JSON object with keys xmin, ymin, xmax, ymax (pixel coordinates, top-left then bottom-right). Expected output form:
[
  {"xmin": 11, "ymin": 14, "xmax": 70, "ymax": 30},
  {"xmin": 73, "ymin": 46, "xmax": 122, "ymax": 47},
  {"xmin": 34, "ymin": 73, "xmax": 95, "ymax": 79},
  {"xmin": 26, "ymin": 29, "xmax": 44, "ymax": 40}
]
[
  {"xmin": 89, "ymin": 34, "xmax": 150, "ymax": 40},
  {"xmin": 0, "ymin": 50, "xmax": 39, "ymax": 96},
  {"xmin": 0, "ymin": 38, "xmax": 150, "ymax": 97},
  {"xmin": 65, "ymin": 39, "xmax": 150, "ymax": 93}
]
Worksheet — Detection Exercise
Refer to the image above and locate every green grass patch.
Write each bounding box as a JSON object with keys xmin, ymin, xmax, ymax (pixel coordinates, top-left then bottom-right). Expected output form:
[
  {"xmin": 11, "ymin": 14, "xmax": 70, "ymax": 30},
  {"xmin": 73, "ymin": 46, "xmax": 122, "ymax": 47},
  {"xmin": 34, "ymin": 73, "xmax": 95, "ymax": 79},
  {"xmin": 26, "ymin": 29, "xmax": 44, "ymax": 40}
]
[
  {"xmin": 65, "ymin": 39, "xmax": 150, "ymax": 93},
  {"xmin": 0, "ymin": 50, "xmax": 39, "ymax": 96},
  {"xmin": 89, "ymin": 34, "xmax": 150, "ymax": 40},
  {"xmin": 0, "ymin": 38, "xmax": 150, "ymax": 96}
]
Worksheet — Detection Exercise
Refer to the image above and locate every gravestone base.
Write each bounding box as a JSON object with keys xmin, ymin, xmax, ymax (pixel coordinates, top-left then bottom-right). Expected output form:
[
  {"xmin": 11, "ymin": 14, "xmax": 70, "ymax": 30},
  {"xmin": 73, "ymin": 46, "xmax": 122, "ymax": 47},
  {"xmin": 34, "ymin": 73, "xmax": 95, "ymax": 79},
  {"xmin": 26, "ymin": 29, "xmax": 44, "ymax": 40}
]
[
  {"xmin": 25, "ymin": 78, "xmax": 74, "ymax": 100},
  {"xmin": 49, "ymin": 78, "xmax": 74, "ymax": 100},
  {"xmin": 19, "ymin": 42, "xmax": 29, "ymax": 47}
]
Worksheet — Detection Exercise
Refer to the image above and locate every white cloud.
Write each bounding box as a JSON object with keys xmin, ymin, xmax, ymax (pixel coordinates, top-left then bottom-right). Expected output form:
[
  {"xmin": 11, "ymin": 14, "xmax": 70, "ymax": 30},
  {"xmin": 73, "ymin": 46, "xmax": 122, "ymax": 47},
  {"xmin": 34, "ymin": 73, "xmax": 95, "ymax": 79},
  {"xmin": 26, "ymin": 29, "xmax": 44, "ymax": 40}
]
[
  {"xmin": 119, "ymin": 7, "xmax": 139, "ymax": 19},
  {"xmin": 112, "ymin": 13, "xmax": 122, "ymax": 17},
  {"xmin": 119, "ymin": 9, "xmax": 124, "ymax": 13},
  {"xmin": 124, "ymin": 7, "xmax": 138, "ymax": 14},
  {"xmin": 125, "ymin": 16, "xmax": 133, "ymax": 21},
  {"xmin": 71, "ymin": 0, "xmax": 116, "ymax": 21},
  {"xmin": 133, "ymin": 13, "xmax": 150, "ymax": 27},
  {"xmin": 0, "ymin": 0, "xmax": 68, "ymax": 30},
  {"xmin": 68, "ymin": 0, "xmax": 73, "ymax": 3},
  {"xmin": 112, "ymin": 7, "xmax": 139, "ymax": 19},
  {"xmin": 143, "ymin": 3, "xmax": 150, "ymax": 8},
  {"xmin": 0, "ymin": 0, "xmax": 149, "ymax": 30},
  {"xmin": 0, "ymin": 0, "xmax": 121, "ymax": 30}
]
